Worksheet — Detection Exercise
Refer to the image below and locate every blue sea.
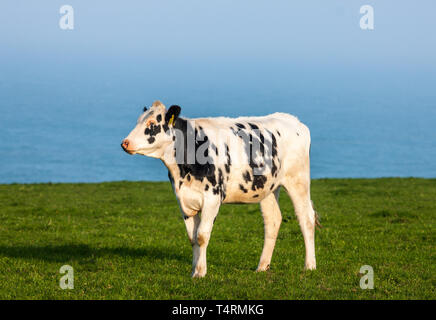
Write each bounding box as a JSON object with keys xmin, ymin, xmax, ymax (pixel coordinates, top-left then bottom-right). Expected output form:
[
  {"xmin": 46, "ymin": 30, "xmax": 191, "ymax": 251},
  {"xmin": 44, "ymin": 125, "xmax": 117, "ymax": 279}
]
[{"xmin": 0, "ymin": 58, "xmax": 435, "ymax": 183}]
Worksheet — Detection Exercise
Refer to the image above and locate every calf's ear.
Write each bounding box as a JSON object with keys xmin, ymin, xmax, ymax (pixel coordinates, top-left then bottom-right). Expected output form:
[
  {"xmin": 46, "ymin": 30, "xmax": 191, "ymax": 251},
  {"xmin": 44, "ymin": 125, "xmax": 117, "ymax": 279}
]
[{"xmin": 165, "ymin": 105, "xmax": 181, "ymax": 126}]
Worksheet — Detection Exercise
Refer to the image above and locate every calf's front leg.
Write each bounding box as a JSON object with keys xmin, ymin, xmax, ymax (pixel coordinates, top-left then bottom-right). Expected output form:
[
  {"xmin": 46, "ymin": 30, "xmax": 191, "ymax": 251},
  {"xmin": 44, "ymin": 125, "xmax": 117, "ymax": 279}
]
[
  {"xmin": 183, "ymin": 214, "xmax": 201, "ymax": 273},
  {"xmin": 191, "ymin": 197, "xmax": 220, "ymax": 278}
]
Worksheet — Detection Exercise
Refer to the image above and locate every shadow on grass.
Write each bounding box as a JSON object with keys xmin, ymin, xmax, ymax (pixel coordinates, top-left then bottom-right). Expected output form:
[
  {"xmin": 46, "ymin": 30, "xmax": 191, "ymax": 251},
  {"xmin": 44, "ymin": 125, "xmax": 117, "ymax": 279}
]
[
  {"xmin": 0, "ymin": 244, "xmax": 187, "ymax": 263},
  {"xmin": 369, "ymin": 209, "xmax": 417, "ymax": 223}
]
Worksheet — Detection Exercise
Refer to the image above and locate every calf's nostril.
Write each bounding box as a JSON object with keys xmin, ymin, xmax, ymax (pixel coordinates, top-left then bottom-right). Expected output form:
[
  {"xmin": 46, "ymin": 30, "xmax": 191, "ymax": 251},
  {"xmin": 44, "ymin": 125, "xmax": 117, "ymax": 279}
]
[{"xmin": 121, "ymin": 139, "xmax": 130, "ymax": 149}]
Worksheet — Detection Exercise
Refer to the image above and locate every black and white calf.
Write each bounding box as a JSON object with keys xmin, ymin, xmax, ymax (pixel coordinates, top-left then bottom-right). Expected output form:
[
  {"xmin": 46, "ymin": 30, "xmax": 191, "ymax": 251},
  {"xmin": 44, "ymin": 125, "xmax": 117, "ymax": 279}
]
[{"xmin": 121, "ymin": 101, "xmax": 319, "ymax": 278}]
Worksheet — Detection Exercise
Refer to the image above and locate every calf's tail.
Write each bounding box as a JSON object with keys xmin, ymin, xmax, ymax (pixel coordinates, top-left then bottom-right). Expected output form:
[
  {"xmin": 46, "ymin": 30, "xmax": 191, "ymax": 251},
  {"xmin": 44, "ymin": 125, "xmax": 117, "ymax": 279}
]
[{"xmin": 311, "ymin": 200, "xmax": 323, "ymax": 230}]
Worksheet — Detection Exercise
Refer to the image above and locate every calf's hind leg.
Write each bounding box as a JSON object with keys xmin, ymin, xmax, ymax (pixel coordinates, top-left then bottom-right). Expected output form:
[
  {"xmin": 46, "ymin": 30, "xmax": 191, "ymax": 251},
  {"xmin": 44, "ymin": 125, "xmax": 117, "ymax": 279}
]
[
  {"xmin": 257, "ymin": 188, "xmax": 282, "ymax": 272},
  {"xmin": 283, "ymin": 176, "xmax": 316, "ymax": 270}
]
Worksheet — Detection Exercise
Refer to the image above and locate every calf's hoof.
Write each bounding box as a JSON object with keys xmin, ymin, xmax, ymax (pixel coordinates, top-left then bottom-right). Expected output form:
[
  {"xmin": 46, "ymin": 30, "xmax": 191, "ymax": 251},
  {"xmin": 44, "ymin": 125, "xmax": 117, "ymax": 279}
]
[
  {"xmin": 256, "ymin": 264, "xmax": 270, "ymax": 272},
  {"xmin": 305, "ymin": 263, "xmax": 316, "ymax": 271},
  {"xmin": 191, "ymin": 271, "xmax": 206, "ymax": 278},
  {"xmin": 191, "ymin": 266, "xmax": 207, "ymax": 278}
]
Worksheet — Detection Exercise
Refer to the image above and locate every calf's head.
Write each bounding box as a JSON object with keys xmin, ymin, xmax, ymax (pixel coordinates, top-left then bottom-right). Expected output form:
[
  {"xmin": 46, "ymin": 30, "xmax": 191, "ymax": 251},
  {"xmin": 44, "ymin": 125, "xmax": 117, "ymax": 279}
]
[{"xmin": 121, "ymin": 101, "xmax": 181, "ymax": 158}]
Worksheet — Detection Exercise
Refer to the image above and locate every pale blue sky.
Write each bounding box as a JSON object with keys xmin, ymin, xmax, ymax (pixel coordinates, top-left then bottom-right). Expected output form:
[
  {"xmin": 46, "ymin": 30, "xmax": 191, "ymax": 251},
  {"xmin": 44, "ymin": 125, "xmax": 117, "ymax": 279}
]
[{"xmin": 1, "ymin": 0, "xmax": 435, "ymax": 69}]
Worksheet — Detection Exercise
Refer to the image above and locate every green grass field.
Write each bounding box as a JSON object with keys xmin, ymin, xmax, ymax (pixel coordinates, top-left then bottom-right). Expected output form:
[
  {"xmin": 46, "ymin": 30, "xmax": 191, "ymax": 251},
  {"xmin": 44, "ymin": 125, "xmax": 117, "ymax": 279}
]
[{"xmin": 0, "ymin": 178, "xmax": 434, "ymax": 299}]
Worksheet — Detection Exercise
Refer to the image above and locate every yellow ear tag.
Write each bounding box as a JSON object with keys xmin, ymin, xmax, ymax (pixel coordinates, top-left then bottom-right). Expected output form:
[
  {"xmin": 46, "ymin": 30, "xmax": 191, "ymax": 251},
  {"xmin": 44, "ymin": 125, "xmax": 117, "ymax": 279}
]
[{"xmin": 168, "ymin": 114, "xmax": 175, "ymax": 126}]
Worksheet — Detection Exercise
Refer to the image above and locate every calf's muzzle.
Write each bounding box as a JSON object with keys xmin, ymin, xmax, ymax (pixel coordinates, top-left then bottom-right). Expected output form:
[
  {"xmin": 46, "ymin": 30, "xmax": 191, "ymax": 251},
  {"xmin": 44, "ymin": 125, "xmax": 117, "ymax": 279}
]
[{"xmin": 121, "ymin": 139, "xmax": 133, "ymax": 154}]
